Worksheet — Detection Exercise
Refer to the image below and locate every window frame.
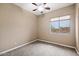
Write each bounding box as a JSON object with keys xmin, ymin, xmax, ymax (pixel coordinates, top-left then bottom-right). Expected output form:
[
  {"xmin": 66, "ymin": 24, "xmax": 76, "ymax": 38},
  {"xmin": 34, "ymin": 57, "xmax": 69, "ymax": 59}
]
[
  {"xmin": 50, "ymin": 15, "xmax": 71, "ymax": 33},
  {"xmin": 51, "ymin": 20, "xmax": 60, "ymax": 32}
]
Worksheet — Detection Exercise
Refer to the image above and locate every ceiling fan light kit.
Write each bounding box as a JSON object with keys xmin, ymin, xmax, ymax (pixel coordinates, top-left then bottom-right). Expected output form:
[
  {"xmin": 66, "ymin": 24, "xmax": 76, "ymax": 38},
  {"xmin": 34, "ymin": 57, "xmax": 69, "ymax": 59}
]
[{"xmin": 38, "ymin": 6, "xmax": 44, "ymax": 12}]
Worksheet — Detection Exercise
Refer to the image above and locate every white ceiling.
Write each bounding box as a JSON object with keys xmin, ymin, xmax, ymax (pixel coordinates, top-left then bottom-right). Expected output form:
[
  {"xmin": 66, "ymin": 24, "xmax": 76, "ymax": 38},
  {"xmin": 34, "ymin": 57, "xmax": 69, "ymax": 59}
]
[{"xmin": 14, "ymin": 3, "xmax": 73, "ymax": 15}]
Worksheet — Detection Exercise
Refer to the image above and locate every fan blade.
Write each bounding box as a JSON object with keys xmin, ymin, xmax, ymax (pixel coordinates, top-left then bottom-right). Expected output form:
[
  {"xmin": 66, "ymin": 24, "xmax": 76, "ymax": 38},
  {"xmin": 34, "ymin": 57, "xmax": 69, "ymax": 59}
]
[
  {"xmin": 33, "ymin": 9, "xmax": 37, "ymax": 11},
  {"xmin": 45, "ymin": 7, "xmax": 50, "ymax": 10},
  {"xmin": 43, "ymin": 3, "xmax": 46, "ymax": 5},
  {"xmin": 32, "ymin": 3, "xmax": 37, "ymax": 6}
]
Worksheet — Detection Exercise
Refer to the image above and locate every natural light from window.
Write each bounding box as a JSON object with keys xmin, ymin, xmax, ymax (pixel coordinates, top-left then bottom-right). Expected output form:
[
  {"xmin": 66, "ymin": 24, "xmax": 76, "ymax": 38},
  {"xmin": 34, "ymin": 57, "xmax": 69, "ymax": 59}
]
[{"xmin": 50, "ymin": 15, "xmax": 70, "ymax": 33}]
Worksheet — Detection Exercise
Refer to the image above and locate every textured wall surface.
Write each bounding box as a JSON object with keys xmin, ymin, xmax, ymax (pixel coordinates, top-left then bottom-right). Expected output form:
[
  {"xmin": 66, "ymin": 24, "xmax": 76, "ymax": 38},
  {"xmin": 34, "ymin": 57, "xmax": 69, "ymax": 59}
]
[
  {"xmin": 38, "ymin": 5, "xmax": 76, "ymax": 47},
  {"xmin": 0, "ymin": 4, "xmax": 77, "ymax": 53},
  {"xmin": 0, "ymin": 3, "xmax": 37, "ymax": 52}
]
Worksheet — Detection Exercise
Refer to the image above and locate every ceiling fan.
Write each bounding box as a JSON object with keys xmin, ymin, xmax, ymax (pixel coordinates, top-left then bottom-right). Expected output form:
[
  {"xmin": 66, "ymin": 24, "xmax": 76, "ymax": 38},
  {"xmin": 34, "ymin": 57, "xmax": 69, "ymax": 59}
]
[{"xmin": 32, "ymin": 3, "xmax": 50, "ymax": 13}]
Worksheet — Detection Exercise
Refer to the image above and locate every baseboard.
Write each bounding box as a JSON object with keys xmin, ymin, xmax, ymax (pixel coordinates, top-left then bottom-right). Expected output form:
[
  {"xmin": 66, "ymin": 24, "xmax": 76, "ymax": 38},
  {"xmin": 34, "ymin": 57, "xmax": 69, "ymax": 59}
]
[
  {"xmin": 75, "ymin": 48, "xmax": 79, "ymax": 55},
  {"xmin": 0, "ymin": 39, "xmax": 37, "ymax": 55},
  {"xmin": 37, "ymin": 39, "xmax": 75, "ymax": 49},
  {"xmin": 0, "ymin": 39, "xmax": 78, "ymax": 55}
]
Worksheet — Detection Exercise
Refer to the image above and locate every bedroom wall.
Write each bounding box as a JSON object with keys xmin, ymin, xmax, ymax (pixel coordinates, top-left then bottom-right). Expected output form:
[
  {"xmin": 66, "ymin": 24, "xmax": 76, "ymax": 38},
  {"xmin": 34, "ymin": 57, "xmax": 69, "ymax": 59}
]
[
  {"xmin": 38, "ymin": 5, "xmax": 76, "ymax": 47},
  {"xmin": 0, "ymin": 3, "xmax": 37, "ymax": 52},
  {"xmin": 0, "ymin": 3, "xmax": 77, "ymax": 53},
  {"xmin": 75, "ymin": 4, "xmax": 79, "ymax": 52}
]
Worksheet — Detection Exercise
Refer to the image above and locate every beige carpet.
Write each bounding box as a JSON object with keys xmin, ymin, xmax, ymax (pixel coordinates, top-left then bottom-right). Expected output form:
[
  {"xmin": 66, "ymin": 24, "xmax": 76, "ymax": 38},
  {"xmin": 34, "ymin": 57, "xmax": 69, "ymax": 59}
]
[{"xmin": 0, "ymin": 41, "xmax": 78, "ymax": 56}]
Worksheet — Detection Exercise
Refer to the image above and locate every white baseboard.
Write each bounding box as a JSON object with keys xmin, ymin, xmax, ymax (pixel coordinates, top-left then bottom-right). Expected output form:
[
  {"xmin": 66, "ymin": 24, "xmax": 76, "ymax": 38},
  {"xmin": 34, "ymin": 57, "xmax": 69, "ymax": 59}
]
[
  {"xmin": 75, "ymin": 48, "xmax": 79, "ymax": 55},
  {"xmin": 36, "ymin": 39, "xmax": 79, "ymax": 55},
  {"xmin": 0, "ymin": 39, "xmax": 78, "ymax": 55},
  {"xmin": 37, "ymin": 39, "xmax": 75, "ymax": 49},
  {"xmin": 0, "ymin": 39, "xmax": 37, "ymax": 55}
]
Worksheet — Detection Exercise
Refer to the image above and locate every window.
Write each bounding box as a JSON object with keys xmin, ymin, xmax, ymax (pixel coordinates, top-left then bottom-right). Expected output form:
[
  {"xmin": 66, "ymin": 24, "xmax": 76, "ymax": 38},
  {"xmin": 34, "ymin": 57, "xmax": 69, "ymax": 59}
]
[{"xmin": 50, "ymin": 15, "xmax": 70, "ymax": 33}]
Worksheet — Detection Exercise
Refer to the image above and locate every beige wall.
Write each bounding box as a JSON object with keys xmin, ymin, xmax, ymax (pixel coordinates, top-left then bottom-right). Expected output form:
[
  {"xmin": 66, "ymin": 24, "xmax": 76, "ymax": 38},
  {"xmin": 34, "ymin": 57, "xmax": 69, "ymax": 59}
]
[
  {"xmin": 0, "ymin": 4, "xmax": 37, "ymax": 52},
  {"xmin": 78, "ymin": 9, "xmax": 79, "ymax": 51},
  {"xmin": 38, "ymin": 5, "xmax": 76, "ymax": 47},
  {"xmin": 0, "ymin": 3, "xmax": 77, "ymax": 52},
  {"xmin": 75, "ymin": 4, "xmax": 79, "ymax": 52}
]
